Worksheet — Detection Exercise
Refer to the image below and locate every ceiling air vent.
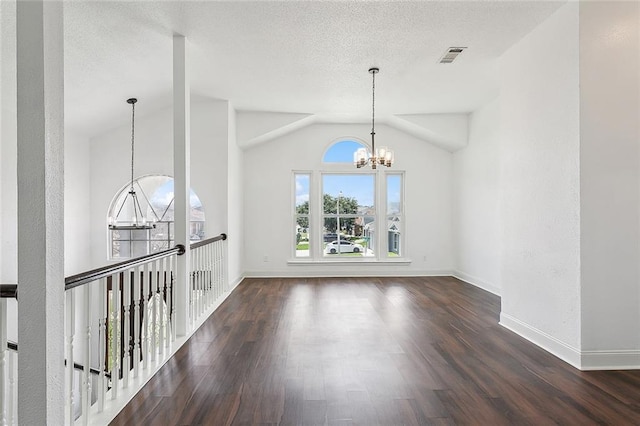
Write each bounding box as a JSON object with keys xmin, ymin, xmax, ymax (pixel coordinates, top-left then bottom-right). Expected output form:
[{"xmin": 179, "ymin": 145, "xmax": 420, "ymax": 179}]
[{"xmin": 439, "ymin": 47, "xmax": 467, "ymax": 64}]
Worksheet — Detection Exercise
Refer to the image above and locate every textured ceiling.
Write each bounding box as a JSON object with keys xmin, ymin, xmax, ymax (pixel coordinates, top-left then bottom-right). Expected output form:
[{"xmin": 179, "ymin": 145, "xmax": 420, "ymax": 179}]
[{"xmin": 6, "ymin": 1, "xmax": 566, "ymax": 138}]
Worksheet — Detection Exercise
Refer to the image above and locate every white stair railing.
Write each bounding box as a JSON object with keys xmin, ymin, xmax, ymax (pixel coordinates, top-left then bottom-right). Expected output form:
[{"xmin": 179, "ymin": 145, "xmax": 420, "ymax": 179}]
[
  {"xmin": 63, "ymin": 243, "xmax": 185, "ymax": 425},
  {"xmin": 0, "ymin": 232, "xmax": 229, "ymax": 425},
  {"xmin": 0, "ymin": 287, "xmax": 18, "ymax": 426},
  {"xmin": 189, "ymin": 234, "xmax": 227, "ymax": 327}
]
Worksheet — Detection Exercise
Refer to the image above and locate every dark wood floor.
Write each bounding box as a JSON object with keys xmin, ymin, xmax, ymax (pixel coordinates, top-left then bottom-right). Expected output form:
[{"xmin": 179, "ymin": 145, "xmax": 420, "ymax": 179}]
[{"xmin": 111, "ymin": 277, "xmax": 640, "ymax": 425}]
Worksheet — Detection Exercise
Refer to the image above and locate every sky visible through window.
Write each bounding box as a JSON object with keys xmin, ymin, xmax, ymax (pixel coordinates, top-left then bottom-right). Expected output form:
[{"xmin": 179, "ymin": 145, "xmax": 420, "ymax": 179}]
[
  {"xmin": 323, "ymin": 140, "xmax": 364, "ymax": 163},
  {"xmin": 387, "ymin": 174, "xmax": 402, "ymax": 214},
  {"xmin": 295, "ymin": 174, "xmax": 310, "ymax": 207},
  {"xmin": 152, "ymin": 180, "xmax": 203, "ymax": 209},
  {"xmin": 323, "ymin": 174, "xmax": 374, "ymax": 208},
  {"xmin": 296, "ymin": 174, "xmax": 376, "ymax": 209}
]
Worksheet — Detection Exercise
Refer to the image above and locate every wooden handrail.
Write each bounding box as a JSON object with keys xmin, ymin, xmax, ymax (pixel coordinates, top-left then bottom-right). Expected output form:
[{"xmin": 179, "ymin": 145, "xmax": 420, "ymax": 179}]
[
  {"xmin": 65, "ymin": 232, "xmax": 227, "ymax": 291},
  {"xmin": 65, "ymin": 244, "xmax": 186, "ymax": 291},
  {"xmin": 4, "ymin": 232, "xmax": 227, "ymax": 294},
  {"xmin": 0, "ymin": 284, "xmax": 17, "ymax": 299},
  {"xmin": 190, "ymin": 232, "xmax": 227, "ymax": 250}
]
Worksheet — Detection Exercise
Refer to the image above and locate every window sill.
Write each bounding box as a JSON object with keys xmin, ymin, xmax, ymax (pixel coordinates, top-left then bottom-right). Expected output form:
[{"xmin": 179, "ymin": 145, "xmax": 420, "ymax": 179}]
[{"xmin": 287, "ymin": 258, "xmax": 412, "ymax": 266}]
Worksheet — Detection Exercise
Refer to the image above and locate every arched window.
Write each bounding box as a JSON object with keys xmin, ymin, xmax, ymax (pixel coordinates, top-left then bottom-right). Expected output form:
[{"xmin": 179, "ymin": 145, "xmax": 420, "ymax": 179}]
[
  {"xmin": 322, "ymin": 139, "xmax": 367, "ymax": 163},
  {"xmin": 107, "ymin": 175, "xmax": 205, "ymax": 259},
  {"xmin": 294, "ymin": 138, "xmax": 404, "ymax": 260}
]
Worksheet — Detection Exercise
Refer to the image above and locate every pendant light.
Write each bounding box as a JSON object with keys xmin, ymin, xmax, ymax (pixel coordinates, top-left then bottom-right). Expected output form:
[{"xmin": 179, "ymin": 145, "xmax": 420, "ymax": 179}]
[
  {"xmin": 354, "ymin": 67, "xmax": 394, "ymax": 169},
  {"xmin": 108, "ymin": 98, "xmax": 155, "ymax": 230}
]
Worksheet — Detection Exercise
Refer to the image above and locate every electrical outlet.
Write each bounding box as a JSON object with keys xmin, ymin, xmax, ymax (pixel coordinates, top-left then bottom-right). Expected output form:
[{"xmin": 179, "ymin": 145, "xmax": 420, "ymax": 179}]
[{"xmin": 263, "ymin": 255, "xmax": 269, "ymax": 262}]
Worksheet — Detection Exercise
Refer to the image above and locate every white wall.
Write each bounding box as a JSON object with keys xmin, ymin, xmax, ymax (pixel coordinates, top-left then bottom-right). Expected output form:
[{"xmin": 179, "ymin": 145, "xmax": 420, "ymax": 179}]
[
  {"xmin": 498, "ymin": 3, "xmax": 581, "ymax": 365},
  {"xmin": 579, "ymin": 1, "xmax": 640, "ymax": 368},
  {"xmin": 89, "ymin": 99, "xmax": 230, "ymax": 268},
  {"xmin": 191, "ymin": 98, "xmax": 229, "ymax": 237},
  {"xmin": 64, "ymin": 131, "xmax": 92, "ymax": 275},
  {"xmin": 0, "ymin": 0, "xmax": 16, "ymax": 283},
  {"xmin": 453, "ymin": 100, "xmax": 501, "ymax": 295},
  {"xmin": 227, "ymin": 105, "xmax": 244, "ymax": 285},
  {"xmin": 242, "ymin": 122, "xmax": 453, "ymax": 276}
]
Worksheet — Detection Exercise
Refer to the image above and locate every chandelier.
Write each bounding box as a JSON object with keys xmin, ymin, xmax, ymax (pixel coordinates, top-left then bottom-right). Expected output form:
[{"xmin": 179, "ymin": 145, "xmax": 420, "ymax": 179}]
[
  {"xmin": 354, "ymin": 67, "xmax": 394, "ymax": 169},
  {"xmin": 108, "ymin": 98, "xmax": 155, "ymax": 230}
]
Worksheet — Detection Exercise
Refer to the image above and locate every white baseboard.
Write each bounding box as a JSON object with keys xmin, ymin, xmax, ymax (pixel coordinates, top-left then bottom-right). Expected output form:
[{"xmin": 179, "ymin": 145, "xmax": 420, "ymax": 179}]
[
  {"xmin": 228, "ymin": 274, "xmax": 244, "ymax": 291},
  {"xmin": 452, "ymin": 270, "xmax": 500, "ymax": 296},
  {"xmin": 242, "ymin": 269, "xmax": 453, "ymax": 278},
  {"xmin": 499, "ymin": 312, "xmax": 582, "ymax": 369},
  {"xmin": 500, "ymin": 313, "xmax": 640, "ymax": 371},
  {"xmin": 580, "ymin": 350, "xmax": 640, "ymax": 370}
]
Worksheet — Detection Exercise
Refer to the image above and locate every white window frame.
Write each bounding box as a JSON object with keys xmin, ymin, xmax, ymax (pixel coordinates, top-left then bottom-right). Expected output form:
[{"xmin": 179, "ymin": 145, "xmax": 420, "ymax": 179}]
[{"xmin": 290, "ymin": 139, "xmax": 406, "ymax": 263}]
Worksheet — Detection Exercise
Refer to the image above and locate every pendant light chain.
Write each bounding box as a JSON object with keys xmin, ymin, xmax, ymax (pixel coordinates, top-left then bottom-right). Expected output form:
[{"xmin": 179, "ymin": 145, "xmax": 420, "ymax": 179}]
[
  {"xmin": 371, "ymin": 67, "xmax": 376, "ymax": 144},
  {"xmin": 130, "ymin": 99, "xmax": 136, "ymax": 193}
]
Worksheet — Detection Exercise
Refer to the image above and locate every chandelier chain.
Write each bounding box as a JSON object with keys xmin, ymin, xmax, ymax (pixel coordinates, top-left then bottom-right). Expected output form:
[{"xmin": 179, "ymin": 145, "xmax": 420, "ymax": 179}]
[
  {"xmin": 130, "ymin": 100, "xmax": 136, "ymax": 192},
  {"xmin": 371, "ymin": 68, "xmax": 376, "ymax": 138}
]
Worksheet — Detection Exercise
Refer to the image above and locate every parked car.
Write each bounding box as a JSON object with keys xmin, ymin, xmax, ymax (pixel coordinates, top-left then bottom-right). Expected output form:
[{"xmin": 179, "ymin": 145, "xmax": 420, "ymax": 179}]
[{"xmin": 325, "ymin": 240, "xmax": 364, "ymax": 254}]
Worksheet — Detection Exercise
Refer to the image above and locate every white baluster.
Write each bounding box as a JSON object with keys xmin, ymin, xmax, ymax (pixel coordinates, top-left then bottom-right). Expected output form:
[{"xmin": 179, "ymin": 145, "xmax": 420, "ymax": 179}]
[
  {"xmin": 82, "ymin": 286, "xmax": 92, "ymax": 426},
  {"xmin": 213, "ymin": 241, "xmax": 224, "ymax": 296},
  {"xmin": 158, "ymin": 258, "xmax": 165, "ymax": 359},
  {"xmin": 222, "ymin": 239, "xmax": 227, "ymax": 292},
  {"xmin": 213, "ymin": 243, "xmax": 218, "ymax": 299},
  {"xmin": 97, "ymin": 278, "xmax": 106, "ymax": 413},
  {"xmin": 7, "ymin": 351, "xmax": 15, "ymax": 426},
  {"xmin": 133, "ymin": 266, "xmax": 141, "ymax": 379},
  {"xmin": 122, "ymin": 270, "xmax": 130, "ymax": 388},
  {"xmin": 150, "ymin": 260, "xmax": 157, "ymax": 363},
  {"xmin": 189, "ymin": 253, "xmax": 194, "ymax": 326},
  {"xmin": 202, "ymin": 247, "xmax": 208, "ymax": 311},
  {"xmin": 0, "ymin": 298, "xmax": 6, "ymax": 426},
  {"xmin": 197, "ymin": 247, "xmax": 202, "ymax": 319},
  {"xmin": 65, "ymin": 291, "xmax": 75, "ymax": 425},
  {"xmin": 142, "ymin": 263, "xmax": 149, "ymax": 371},
  {"xmin": 203, "ymin": 247, "xmax": 208, "ymax": 310},
  {"xmin": 206, "ymin": 245, "xmax": 212, "ymax": 307},
  {"xmin": 192, "ymin": 247, "xmax": 198, "ymax": 322},
  {"xmin": 111, "ymin": 274, "xmax": 120, "ymax": 400},
  {"xmin": 215, "ymin": 241, "xmax": 221, "ymax": 298},
  {"xmin": 166, "ymin": 256, "xmax": 173, "ymax": 346},
  {"xmin": 171, "ymin": 255, "xmax": 177, "ymax": 342}
]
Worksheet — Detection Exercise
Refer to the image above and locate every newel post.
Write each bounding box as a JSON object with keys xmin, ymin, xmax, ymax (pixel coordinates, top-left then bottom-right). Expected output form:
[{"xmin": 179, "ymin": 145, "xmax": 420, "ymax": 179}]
[
  {"xmin": 16, "ymin": 0, "xmax": 65, "ymax": 424},
  {"xmin": 173, "ymin": 35, "xmax": 191, "ymax": 336}
]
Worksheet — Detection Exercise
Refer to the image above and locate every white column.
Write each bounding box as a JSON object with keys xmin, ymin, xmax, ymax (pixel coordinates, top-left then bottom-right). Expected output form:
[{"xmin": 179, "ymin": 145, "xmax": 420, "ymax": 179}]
[
  {"xmin": 173, "ymin": 35, "xmax": 190, "ymax": 336},
  {"xmin": 16, "ymin": 1, "xmax": 65, "ymax": 424}
]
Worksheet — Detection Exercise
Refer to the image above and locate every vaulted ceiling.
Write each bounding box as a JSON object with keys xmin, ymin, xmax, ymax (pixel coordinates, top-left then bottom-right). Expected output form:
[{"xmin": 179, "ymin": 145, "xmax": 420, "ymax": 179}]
[{"xmin": 3, "ymin": 1, "xmax": 565, "ymax": 140}]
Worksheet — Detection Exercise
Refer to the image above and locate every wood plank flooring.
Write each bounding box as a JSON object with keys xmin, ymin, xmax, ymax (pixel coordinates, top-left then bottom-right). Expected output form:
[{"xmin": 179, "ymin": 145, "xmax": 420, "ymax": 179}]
[{"xmin": 111, "ymin": 277, "xmax": 640, "ymax": 425}]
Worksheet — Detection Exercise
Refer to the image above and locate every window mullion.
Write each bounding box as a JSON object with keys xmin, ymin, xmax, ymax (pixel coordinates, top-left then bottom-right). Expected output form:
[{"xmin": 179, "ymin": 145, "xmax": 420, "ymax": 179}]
[{"xmin": 376, "ymin": 170, "xmax": 384, "ymax": 259}]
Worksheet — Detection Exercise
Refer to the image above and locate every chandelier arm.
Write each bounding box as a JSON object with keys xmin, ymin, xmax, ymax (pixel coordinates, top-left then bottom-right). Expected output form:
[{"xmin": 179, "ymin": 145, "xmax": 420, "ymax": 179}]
[
  {"xmin": 112, "ymin": 192, "xmax": 130, "ymax": 222},
  {"xmin": 136, "ymin": 182, "xmax": 161, "ymax": 222},
  {"xmin": 133, "ymin": 192, "xmax": 148, "ymax": 225},
  {"xmin": 131, "ymin": 192, "xmax": 141, "ymax": 224},
  {"xmin": 159, "ymin": 198, "xmax": 175, "ymax": 222}
]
